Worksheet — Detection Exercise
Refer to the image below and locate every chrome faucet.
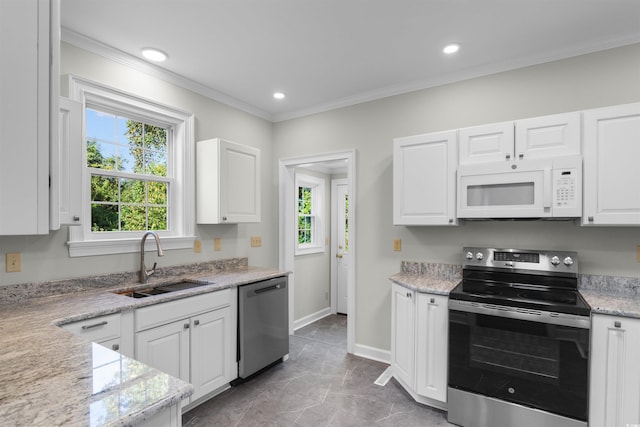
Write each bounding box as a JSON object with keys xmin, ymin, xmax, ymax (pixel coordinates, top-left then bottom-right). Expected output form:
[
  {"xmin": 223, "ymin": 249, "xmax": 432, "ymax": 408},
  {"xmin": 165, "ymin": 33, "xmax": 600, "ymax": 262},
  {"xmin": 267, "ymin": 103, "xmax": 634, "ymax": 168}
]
[{"xmin": 140, "ymin": 231, "xmax": 164, "ymax": 283}]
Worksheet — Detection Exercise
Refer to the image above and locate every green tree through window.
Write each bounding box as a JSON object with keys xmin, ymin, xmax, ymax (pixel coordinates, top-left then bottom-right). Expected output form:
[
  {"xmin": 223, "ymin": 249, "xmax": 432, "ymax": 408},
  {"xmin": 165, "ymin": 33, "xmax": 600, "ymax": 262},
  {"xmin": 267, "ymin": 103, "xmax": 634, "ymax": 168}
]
[{"xmin": 87, "ymin": 108, "xmax": 169, "ymax": 232}]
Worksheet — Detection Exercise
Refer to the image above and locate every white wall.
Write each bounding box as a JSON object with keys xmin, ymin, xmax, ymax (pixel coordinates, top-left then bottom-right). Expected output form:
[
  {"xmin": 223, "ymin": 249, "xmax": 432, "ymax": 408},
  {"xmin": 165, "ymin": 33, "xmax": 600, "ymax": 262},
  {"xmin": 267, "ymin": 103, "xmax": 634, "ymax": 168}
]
[
  {"xmin": 273, "ymin": 43, "xmax": 640, "ymax": 352},
  {"xmin": 0, "ymin": 42, "xmax": 278, "ymax": 285}
]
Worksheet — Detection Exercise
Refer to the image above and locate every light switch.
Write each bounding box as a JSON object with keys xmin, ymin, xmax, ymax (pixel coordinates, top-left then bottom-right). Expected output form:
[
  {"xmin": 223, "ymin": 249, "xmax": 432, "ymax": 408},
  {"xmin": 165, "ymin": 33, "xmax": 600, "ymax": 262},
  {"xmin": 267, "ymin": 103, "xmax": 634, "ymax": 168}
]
[{"xmin": 251, "ymin": 236, "xmax": 262, "ymax": 247}]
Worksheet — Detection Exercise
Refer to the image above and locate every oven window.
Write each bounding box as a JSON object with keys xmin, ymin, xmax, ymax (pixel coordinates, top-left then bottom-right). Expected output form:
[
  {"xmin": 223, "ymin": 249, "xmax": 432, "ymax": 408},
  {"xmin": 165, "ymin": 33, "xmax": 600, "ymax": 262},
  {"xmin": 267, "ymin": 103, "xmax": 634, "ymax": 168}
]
[
  {"xmin": 467, "ymin": 182, "xmax": 534, "ymax": 206},
  {"xmin": 449, "ymin": 310, "xmax": 589, "ymax": 421}
]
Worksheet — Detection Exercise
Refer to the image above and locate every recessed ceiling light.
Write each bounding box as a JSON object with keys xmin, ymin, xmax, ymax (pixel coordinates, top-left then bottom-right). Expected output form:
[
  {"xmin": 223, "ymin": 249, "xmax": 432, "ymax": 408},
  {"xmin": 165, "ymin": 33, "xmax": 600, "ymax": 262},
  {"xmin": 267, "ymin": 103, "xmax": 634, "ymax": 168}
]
[
  {"xmin": 141, "ymin": 48, "xmax": 168, "ymax": 62},
  {"xmin": 273, "ymin": 92, "xmax": 285, "ymax": 100},
  {"xmin": 443, "ymin": 43, "xmax": 460, "ymax": 54}
]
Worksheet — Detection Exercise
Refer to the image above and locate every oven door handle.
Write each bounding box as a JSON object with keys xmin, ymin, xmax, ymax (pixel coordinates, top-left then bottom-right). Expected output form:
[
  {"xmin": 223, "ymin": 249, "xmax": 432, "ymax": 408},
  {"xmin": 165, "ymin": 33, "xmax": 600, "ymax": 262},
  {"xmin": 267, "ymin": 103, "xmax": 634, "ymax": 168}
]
[{"xmin": 448, "ymin": 299, "xmax": 590, "ymax": 329}]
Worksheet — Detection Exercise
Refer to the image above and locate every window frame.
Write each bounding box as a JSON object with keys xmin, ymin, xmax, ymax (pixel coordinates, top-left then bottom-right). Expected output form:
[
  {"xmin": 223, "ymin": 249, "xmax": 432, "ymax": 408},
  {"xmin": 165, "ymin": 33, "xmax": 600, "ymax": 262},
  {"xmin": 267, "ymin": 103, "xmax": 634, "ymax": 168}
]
[
  {"xmin": 67, "ymin": 76, "xmax": 195, "ymax": 257},
  {"xmin": 295, "ymin": 173, "xmax": 325, "ymax": 256}
]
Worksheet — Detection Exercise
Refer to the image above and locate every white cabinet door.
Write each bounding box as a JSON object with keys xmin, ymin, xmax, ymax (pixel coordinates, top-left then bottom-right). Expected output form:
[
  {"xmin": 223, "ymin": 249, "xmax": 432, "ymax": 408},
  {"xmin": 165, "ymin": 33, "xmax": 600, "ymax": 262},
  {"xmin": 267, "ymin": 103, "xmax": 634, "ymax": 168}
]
[
  {"xmin": 0, "ymin": 0, "xmax": 53, "ymax": 235},
  {"xmin": 136, "ymin": 320, "xmax": 190, "ymax": 382},
  {"xmin": 583, "ymin": 102, "xmax": 640, "ymax": 225},
  {"xmin": 416, "ymin": 293, "xmax": 448, "ymax": 404},
  {"xmin": 459, "ymin": 121, "xmax": 514, "ymax": 164},
  {"xmin": 197, "ymin": 138, "xmax": 261, "ymax": 223},
  {"xmin": 393, "ymin": 130, "xmax": 457, "ymax": 225},
  {"xmin": 391, "ymin": 283, "xmax": 416, "ymax": 388},
  {"xmin": 515, "ymin": 112, "xmax": 580, "ymax": 160},
  {"xmin": 190, "ymin": 307, "xmax": 234, "ymax": 402},
  {"xmin": 50, "ymin": 97, "xmax": 83, "ymax": 229},
  {"xmin": 590, "ymin": 314, "xmax": 640, "ymax": 427}
]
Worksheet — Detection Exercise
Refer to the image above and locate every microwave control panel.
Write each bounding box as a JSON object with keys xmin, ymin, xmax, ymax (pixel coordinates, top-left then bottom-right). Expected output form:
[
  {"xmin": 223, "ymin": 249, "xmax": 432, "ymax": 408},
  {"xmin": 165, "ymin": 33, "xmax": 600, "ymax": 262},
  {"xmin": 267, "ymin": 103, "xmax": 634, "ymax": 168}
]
[{"xmin": 553, "ymin": 168, "xmax": 579, "ymax": 212}]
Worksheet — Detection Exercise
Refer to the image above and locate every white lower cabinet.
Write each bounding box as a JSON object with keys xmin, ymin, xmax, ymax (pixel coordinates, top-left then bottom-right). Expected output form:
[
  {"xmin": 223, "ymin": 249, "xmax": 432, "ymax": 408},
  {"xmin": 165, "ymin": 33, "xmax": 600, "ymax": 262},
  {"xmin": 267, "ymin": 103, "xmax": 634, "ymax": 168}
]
[
  {"xmin": 135, "ymin": 289, "xmax": 237, "ymax": 409},
  {"xmin": 589, "ymin": 314, "xmax": 640, "ymax": 427},
  {"xmin": 415, "ymin": 293, "xmax": 448, "ymax": 404},
  {"xmin": 391, "ymin": 283, "xmax": 415, "ymax": 388},
  {"xmin": 391, "ymin": 283, "xmax": 448, "ymax": 410},
  {"xmin": 61, "ymin": 310, "xmax": 134, "ymax": 357}
]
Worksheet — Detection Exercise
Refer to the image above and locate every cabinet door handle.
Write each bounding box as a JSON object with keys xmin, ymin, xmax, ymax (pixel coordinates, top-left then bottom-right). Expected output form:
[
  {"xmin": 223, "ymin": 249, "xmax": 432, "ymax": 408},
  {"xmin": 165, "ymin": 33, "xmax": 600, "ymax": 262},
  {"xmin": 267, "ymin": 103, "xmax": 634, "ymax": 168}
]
[
  {"xmin": 73, "ymin": 216, "xmax": 80, "ymax": 221},
  {"xmin": 518, "ymin": 153, "xmax": 524, "ymax": 159},
  {"xmin": 588, "ymin": 216, "xmax": 594, "ymax": 223},
  {"xmin": 505, "ymin": 153, "xmax": 511, "ymax": 160},
  {"xmin": 81, "ymin": 321, "xmax": 108, "ymax": 330},
  {"xmin": 111, "ymin": 343, "xmax": 120, "ymax": 351},
  {"xmin": 184, "ymin": 323, "xmax": 190, "ymax": 329},
  {"xmin": 406, "ymin": 292, "xmax": 412, "ymax": 298},
  {"xmin": 194, "ymin": 320, "xmax": 200, "ymax": 326},
  {"xmin": 614, "ymin": 321, "xmax": 621, "ymax": 328},
  {"xmin": 430, "ymin": 297, "xmax": 435, "ymax": 304},
  {"xmin": 222, "ymin": 216, "xmax": 228, "ymax": 221}
]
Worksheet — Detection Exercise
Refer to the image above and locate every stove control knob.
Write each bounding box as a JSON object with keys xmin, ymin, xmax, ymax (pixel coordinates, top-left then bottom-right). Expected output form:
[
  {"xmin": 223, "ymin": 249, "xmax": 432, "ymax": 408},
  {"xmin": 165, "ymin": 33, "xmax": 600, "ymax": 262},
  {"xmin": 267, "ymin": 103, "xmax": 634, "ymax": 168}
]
[
  {"xmin": 476, "ymin": 252, "xmax": 484, "ymax": 261},
  {"xmin": 465, "ymin": 251, "xmax": 474, "ymax": 260},
  {"xmin": 550, "ymin": 256, "xmax": 560, "ymax": 266},
  {"xmin": 563, "ymin": 257, "xmax": 574, "ymax": 266}
]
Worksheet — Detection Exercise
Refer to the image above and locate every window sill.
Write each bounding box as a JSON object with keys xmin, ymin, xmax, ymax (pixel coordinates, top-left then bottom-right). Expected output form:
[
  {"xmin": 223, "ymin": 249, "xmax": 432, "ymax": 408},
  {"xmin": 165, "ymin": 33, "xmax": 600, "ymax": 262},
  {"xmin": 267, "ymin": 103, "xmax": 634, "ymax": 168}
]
[
  {"xmin": 67, "ymin": 235, "xmax": 196, "ymax": 257},
  {"xmin": 295, "ymin": 245, "xmax": 325, "ymax": 256}
]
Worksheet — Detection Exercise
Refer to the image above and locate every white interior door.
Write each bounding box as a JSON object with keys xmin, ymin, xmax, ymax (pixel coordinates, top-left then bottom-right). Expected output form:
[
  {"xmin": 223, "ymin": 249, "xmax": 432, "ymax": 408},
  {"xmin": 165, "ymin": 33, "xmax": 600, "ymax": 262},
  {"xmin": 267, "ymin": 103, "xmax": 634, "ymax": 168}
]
[{"xmin": 333, "ymin": 179, "xmax": 349, "ymax": 315}]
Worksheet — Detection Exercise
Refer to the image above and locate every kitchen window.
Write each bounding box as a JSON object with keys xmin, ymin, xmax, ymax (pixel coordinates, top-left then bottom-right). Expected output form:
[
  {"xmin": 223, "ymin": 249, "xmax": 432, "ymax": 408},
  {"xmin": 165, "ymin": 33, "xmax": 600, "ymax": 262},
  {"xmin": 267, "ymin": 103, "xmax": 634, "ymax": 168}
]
[
  {"xmin": 295, "ymin": 173, "xmax": 324, "ymax": 255},
  {"xmin": 67, "ymin": 76, "xmax": 195, "ymax": 257}
]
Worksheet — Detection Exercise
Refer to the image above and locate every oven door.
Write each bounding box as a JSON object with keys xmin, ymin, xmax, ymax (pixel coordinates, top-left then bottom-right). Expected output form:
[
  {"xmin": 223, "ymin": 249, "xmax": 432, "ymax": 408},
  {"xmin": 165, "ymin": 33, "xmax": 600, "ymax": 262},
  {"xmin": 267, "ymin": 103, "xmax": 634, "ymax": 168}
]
[{"xmin": 448, "ymin": 300, "xmax": 590, "ymax": 422}]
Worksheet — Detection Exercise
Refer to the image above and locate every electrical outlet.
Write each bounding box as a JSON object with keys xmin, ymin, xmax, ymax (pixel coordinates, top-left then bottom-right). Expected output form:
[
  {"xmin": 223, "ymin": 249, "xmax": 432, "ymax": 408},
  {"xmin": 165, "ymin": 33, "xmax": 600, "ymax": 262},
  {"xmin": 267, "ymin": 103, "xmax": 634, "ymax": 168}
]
[
  {"xmin": 251, "ymin": 236, "xmax": 262, "ymax": 247},
  {"xmin": 6, "ymin": 253, "xmax": 21, "ymax": 273},
  {"xmin": 393, "ymin": 239, "xmax": 402, "ymax": 252},
  {"xmin": 194, "ymin": 240, "xmax": 202, "ymax": 253},
  {"xmin": 637, "ymin": 245, "xmax": 640, "ymax": 263},
  {"xmin": 214, "ymin": 238, "xmax": 222, "ymax": 251}
]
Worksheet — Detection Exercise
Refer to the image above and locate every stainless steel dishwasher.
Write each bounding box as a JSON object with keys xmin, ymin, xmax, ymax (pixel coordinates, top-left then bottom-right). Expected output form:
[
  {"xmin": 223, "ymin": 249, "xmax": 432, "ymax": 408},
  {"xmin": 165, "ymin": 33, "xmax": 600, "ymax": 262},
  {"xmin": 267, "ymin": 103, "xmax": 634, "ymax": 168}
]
[{"xmin": 237, "ymin": 276, "xmax": 289, "ymax": 379}]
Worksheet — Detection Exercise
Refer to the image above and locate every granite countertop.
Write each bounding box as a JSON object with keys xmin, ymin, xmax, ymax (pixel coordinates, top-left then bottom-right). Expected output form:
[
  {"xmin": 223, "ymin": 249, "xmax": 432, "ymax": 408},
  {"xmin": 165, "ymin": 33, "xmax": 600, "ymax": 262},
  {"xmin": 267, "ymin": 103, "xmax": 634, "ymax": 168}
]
[
  {"xmin": 0, "ymin": 261, "xmax": 288, "ymax": 426},
  {"xmin": 390, "ymin": 261, "xmax": 640, "ymax": 319}
]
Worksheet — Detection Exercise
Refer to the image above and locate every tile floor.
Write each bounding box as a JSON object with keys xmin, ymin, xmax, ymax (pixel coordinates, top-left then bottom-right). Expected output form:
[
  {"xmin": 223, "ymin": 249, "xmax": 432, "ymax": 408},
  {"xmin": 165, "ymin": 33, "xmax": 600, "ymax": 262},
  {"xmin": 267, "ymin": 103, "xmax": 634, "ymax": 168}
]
[{"xmin": 183, "ymin": 314, "xmax": 455, "ymax": 426}]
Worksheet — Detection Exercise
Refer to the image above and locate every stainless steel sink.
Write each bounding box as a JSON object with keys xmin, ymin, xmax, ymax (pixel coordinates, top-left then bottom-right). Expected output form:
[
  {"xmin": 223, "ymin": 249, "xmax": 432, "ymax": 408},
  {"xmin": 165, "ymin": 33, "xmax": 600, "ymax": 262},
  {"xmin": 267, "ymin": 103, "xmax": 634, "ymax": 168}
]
[{"xmin": 115, "ymin": 281, "xmax": 211, "ymax": 298}]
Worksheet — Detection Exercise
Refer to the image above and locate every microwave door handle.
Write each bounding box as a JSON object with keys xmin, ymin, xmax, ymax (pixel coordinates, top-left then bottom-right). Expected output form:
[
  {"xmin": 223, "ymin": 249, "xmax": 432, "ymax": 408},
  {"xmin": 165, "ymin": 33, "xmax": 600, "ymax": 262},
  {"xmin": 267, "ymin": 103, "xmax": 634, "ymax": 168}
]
[{"xmin": 543, "ymin": 168, "xmax": 552, "ymax": 209}]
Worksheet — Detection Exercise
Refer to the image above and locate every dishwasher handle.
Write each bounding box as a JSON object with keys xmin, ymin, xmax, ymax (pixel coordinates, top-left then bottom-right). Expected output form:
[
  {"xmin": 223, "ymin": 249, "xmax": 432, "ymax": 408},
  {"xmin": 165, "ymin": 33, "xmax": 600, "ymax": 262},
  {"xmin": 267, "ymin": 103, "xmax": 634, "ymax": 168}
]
[{"xmin": 254, "ymin": 283, "xmax": 282, "ymax": 294}]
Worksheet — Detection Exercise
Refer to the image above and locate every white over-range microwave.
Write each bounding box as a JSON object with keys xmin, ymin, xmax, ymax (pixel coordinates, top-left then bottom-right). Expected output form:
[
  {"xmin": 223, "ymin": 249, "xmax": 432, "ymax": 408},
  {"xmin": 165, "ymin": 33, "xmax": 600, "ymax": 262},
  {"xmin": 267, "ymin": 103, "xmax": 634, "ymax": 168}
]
[{"xmin": 457, "ymin": 155, "xmax": 582, "ymax": 219}]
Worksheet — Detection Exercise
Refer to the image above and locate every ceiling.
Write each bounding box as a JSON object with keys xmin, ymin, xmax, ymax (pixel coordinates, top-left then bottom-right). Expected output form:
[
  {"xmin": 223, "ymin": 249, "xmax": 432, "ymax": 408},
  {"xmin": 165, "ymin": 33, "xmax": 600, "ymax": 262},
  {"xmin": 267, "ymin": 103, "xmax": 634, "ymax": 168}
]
[{"xmin": 61, "ymin": 0, "xmax": 640, "ymax": 122}]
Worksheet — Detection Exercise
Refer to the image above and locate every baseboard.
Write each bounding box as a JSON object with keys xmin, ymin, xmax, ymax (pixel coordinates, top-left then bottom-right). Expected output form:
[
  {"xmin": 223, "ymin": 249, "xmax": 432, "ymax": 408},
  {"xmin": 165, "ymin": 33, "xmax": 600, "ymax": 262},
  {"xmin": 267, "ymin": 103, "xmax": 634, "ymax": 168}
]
[
  {"xmin": 353, "ymin": 343, "xmax": 391, "ymax": 364},
  {"xmin": 293, "ymin": 307, "xmax": 332, "ymax": 331}
]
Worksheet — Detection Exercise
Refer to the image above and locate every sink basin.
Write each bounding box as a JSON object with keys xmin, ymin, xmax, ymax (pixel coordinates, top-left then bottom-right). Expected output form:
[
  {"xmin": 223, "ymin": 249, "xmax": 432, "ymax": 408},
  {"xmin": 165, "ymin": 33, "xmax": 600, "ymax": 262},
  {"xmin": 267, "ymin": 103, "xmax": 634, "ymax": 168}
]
[{"xmin": 115, "ymin": 281, "xmax": 211, "ymax": 298}]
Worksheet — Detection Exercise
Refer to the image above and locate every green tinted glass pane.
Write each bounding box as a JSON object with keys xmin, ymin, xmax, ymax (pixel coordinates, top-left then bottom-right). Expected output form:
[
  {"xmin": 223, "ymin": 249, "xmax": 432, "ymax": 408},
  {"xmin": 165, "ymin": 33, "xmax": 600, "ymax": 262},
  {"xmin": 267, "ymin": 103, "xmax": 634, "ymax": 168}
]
[
  {"xmin": 91, "ymin": 176, "xmax": 118, "ymax": 202},
  {"xmin": 120, "ymin": 179, "xmax": 146, "ymax": 204},
  {"xmin": 87, "ymin": 140, "xmax": 117, "ymax": 170},
  {"xmin": 148, "ymin": 207, "xmax": 168, "ymax": 231},
  {"xmin": 120, "ymin": 205, "xmax": 146, "ymax": 231},
  {"xmin": 148, "ymin": 181, "xmax": 168, "ymax": 205},
  {"xmin": 91, "ymin": 203, "xmax": 119, "ymax": 232}
]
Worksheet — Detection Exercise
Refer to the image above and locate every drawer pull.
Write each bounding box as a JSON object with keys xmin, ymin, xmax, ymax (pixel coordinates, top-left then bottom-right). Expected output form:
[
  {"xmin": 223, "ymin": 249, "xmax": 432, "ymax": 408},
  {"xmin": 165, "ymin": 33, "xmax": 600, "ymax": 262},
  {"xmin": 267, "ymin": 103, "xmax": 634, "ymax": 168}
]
[{"xmin": 81, "ymin": 321, "xmax": 108, "ymax": 330}]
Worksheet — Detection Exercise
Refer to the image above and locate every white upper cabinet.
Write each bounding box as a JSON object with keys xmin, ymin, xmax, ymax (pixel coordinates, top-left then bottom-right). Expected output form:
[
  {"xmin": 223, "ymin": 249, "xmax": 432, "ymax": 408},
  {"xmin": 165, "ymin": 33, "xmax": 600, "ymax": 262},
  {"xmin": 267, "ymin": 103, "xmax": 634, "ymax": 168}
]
[
  {"xmin": 0, "ymin": 0, "xmax": 58, "ymax": 235},
  {"xmin": 459, "ymin": 112, "xmax": 580, "ymax": 164},
  {"xmin": 50, "ymin": 97, "xmax": 83, "ymax": 229},
  {"xmin": 459, "ymin": 121, "xmax": 514, "ymax": 164},
  {"xmin": 393, "ymin": 130, "xmax": 458, "ymax": 226},
  {"xmin": 583, "ymin": 102, "xmax": 640, "ymax": 226},
  {"xmin": 515, "ymin": 112, "xmax": 581, "ymax": 160},
  {"xmin": 197, "ymin": 138, "xmax": 261, "ymax": 224}
]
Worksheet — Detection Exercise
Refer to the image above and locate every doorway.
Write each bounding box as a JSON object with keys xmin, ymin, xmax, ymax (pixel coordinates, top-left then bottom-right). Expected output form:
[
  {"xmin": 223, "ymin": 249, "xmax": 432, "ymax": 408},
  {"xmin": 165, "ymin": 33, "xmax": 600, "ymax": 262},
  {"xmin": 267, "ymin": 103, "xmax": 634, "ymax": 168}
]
[
  {"xmin": 278, "ymin": 150, "xmax": 356, "ymax": 354},
  {"xmin": 332, "ymin": 178, "xmax": 349, "ymax": 315}
]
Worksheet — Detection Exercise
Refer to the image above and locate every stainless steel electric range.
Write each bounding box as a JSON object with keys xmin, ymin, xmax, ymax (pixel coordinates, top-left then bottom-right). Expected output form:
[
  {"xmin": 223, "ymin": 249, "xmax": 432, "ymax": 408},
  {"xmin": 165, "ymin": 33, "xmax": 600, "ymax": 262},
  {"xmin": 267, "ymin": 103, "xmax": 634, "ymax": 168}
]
[{"xmin": 447, "ymin": 247, "xmax": 590, "ymax": 427}]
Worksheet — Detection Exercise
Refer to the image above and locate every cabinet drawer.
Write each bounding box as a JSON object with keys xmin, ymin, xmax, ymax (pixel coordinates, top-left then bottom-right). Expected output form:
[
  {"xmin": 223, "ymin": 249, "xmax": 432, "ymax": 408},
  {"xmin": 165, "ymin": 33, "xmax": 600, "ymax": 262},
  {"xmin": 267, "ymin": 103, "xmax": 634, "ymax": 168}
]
[
  {"xmin": 62, "ymin": 313, "xmax": 121, "ymax": 343},
  {"xmin": 136, "ymin": 289, "xmax": 231, "ymax": 332}
]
